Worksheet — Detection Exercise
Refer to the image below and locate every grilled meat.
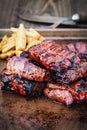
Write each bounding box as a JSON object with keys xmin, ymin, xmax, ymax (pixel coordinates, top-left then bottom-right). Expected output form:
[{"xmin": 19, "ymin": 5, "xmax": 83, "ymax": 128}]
[
  {"xmin": 6, "ymin": 56, "xmax": 51, "ymax": 82},
  {"xmin": 69, "ymin": 78, "xmax": 87, "ymax": 102},
  {"xmin": 20, "ymin": 51, "xmax": 29, "ymax": 58},
  {"xmin": 67, "ymin": 42, "xmax": 87, "ymax": 54},
  {"xmin": 20, "ymin": 51, "xmax": 45, "ymax": 68},
  {"xmin": 1, "ymin": 71, "xmax": 46, "ymax": 96},
  {"xmin": 56, "ymin": 62, "xmax": 87, "ymax": 84},
  {"xmin": 45, "ymin": 87, "xmax": 73, "ymax": 106},
  {"xmin": 44, "ymin": 78, "xmax": 87, "ymax": 106},
  {"xmin": 67, "ymin": 42, "xmax": 87, "ymax": 60},
  {"xmin": 1, "ymin": 40, "xmax": 87, "ymax": 106},
  {"xmin": 28, "ymin": 40, "xmax": 87, "ymax": 84}
]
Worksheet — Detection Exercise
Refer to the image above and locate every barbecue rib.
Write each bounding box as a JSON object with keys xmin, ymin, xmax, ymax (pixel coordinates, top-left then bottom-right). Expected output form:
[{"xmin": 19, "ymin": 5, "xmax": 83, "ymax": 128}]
[
  {"xmin": 44, "ymin": 78, "xmax": 87, "ymax": 106},
  {"xmin": 1, "ymin": 40, "xmax": 87, "ymax": 106},
  {"xmin": 28, "ymin": 40, "xmax": 87, "ymax": 84},
  {"xmin": 6, "ymin": 56, "xmax": 51, "ymax": 82},
  {"xmin": 1, "ymin": 71, "xmax": 46, "ymax": 97}
]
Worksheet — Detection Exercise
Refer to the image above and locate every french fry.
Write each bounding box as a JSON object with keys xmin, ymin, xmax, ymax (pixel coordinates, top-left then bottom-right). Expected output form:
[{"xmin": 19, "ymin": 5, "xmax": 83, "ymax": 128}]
[
  {"xmin": 11, "ymin": 27, "xmax": 41, "ymax": 40},
  {"xmin": 2, "ymin": 37, "xmax": 15, "ymax": 53},
  {"xmin": 0, "ymin": 35, "xmax": 8, "ymax": 51},
  {"xmin": 25, "ymin": 38, "xmax": 40, "ymax": 50},
  {"xmin": 0, "ymin": 50, "xmax": 15, "ymax": 59},
  {"xmin": 10, "ymin": 27, "xmax": 18, "ymax": 33},
  {"xmin": 26, "ymin": 28, "xmax": 40, "ymax": 40},
  {"xmin": 0, "ymin": 23, "xmax": 45, "ymax": 59},
  {"xmin": 39, "ymin": 36, "xmax": 45, "ymax": 41},
  {"xmin": 26, "ymin": 35, "xmax": 45, "ymax": 50},
  {"xmin": 11, "ymin": 26, "xmax": 45, "ymax": 41},
  {"xmin": 15, "ymin": 51, "xmax": 22, "ymax": 57},
  {"xmin": 16, "ymin": 24, "xmax": 26, "ymax": 51},
  {"xmin": 12, "ymin": 33, "xmax": 17, "ymax": 42}
]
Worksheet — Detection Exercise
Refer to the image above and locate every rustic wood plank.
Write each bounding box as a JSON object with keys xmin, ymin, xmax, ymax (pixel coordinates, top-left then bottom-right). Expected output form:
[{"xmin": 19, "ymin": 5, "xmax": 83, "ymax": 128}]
[
  {"xmin": 0, "ymin": 0, "xmax": 87, "ymax": 28},
  {"xmin": 0, "ymin": 0, "xmax": 19, "ymax": 28}
]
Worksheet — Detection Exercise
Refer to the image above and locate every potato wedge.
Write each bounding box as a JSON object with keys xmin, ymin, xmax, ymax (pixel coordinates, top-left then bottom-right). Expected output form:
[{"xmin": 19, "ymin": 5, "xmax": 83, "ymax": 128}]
[
  {"xmin": 11, "ymin": 27, "xmax": 45, "ymax": 42},
  {"xmin": 25, "ymin": 38, "xmax": 40, "ymax": 50},
  {"xmin": 0, "ymin": 35, "xmax": 8, "ymax": 51},
  {"xmin": 10, "ymin": 27, "xmax": 17, "ymax": 33},
  {"xmin": 15, "ymin": 51, "xmax": 22, "ymax": 57},
  {"xmin": 0, "ymin": 50, "xmax": 15, "ymax": 59},
  {"xmin": 2, "ymin": 37, "xmax": 15, "ymax": 53},
  {"xmin": 0, "ymin": 24, "xmax": 45, "ymax": 59},
  {"xmin": 26, "ymin": 28, "xmax": 40, "ymax": 40},
  {"xmin": 16, "ymin": 24, "xmax": 26, "ymax": 51},
  {"xmin": 39, "ymin": 36, "xmax": 45, "ymax": 41}
]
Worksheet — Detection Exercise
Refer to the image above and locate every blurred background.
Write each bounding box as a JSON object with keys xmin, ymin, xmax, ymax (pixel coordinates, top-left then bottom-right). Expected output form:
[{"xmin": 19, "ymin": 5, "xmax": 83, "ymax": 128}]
[{"xmin": 0, "ymin": 0, "xmax": 87, "ymax": 28}]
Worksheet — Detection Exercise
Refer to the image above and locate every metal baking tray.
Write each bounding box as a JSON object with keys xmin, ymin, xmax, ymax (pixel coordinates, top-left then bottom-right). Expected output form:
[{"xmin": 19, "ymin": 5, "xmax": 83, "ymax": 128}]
[{"xmin": 0, "ymin": 29, "xmax": 87, "ymax": 130}]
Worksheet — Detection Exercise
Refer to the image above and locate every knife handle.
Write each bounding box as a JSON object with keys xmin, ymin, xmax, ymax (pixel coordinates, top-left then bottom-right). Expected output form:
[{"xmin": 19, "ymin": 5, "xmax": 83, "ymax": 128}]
[{"xmin": 72, "ymin": 13, "xmax": 87, "ymax": 23}]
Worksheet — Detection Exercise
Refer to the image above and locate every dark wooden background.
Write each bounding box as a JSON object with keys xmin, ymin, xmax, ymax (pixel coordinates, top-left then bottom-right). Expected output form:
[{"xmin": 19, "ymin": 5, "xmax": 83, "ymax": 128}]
[{"xmin": 0, "ymin": 0, "xmax": 87, "ymax": 28}]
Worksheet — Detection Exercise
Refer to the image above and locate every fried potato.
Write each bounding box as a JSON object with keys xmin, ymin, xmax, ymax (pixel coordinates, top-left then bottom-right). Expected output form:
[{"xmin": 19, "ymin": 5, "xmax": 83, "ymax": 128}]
[
  {"xmin": 11, "ymin": 26, "xmax": 45, "ymax": 41},
  {"xmin": 2, "ymin": 37, "xmax": 15, "ymax": 53},
  {"xmin": 0, "ymin": 23, "xmax": 45, "ymax": 59},
  {"xmin": 11, "ymin": 27, "xmax": 41, "ymax": 40},
  {"xmin": 10, "ymin": 27, "xmax": 17, "ymax": 33},
  {"xmin": 0, "ymin": 50, "xmax": 15, "ymax": 59},
  {"xmin": 16, "ymin": 24, "xmax": 26, "ymax": 51},
  {"xmin": 15, "ymin": 51, "xmax": 22, "ymax": 57},
  {"xmin": 26, "ymin": 35, "xmax": 45, "ymax": 50},
  {"xmin": 26, "ymin": 28, "xmax": 40, "ymax": 40},
  {"xmin": 25, "ymin": 38, "xmax": 40, "ymax": 50},
  {"xmin": 0, "ymin": 35, "xmax": 8, "ymax": 51},
  {"xmin": 12, "ymin": 33, "xmax": 17, "ymax": 42},
  {"xmin": 39, "ymin": 36, "xmax": 45, "ymax": 41}
]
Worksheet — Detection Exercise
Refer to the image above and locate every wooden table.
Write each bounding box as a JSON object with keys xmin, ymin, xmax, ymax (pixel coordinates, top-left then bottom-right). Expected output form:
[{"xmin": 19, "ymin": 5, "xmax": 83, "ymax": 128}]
[{"xmin": 0, "ymin": 0, "xmax": 87, "ymax": 28}]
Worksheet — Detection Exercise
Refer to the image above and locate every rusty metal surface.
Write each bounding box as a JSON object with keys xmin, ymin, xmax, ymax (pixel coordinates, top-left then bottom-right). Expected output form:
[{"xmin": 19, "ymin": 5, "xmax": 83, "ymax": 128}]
[
  {"xmin": 0, "ymin": 91, "xmax": 87, "ymax": 130},
  {"xmin": 0, "ymin": 30, "xmax": 87, "ymax": 130}
]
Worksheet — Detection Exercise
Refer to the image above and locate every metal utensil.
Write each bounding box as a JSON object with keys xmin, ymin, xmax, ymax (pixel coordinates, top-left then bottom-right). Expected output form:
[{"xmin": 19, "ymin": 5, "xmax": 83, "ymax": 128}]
[
  {"xmin": 49, "ymin": 13, "xmax": 87, "ymax": 28},
  {"xmin": 17, "ymin": 13, "xmax": 87, "ymax": 28}
]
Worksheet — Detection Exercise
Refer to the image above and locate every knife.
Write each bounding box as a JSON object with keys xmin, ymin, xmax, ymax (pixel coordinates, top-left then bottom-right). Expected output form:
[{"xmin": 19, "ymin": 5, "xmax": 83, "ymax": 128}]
[{"xmin": 17, "ymin": 13, "xmax": 87, "ymax": 28}]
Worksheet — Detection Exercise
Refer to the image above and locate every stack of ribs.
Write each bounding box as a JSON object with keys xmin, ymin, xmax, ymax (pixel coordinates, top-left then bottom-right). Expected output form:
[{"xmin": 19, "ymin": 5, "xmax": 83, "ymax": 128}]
[
  {"xmin": 1, "ymin": 40, "xmax": 87, "ymax": 106},
  {"xmin": 1, "ymin": 56, "xmax": 50, "ymax": 97}
]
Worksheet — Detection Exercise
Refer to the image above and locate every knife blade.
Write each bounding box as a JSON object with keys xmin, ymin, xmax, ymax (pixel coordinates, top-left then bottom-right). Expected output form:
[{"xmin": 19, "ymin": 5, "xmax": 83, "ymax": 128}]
[
  {"xmin": 17, "ymin": 13, "xmax": 87, "ymax": 23},
  {"xmin": 17, "ymin": 14, "xmax": 72, "ymax": 24},
  {"xmin": 17, "ymin": 14, "xmax": 87, "ymax": 28}
]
